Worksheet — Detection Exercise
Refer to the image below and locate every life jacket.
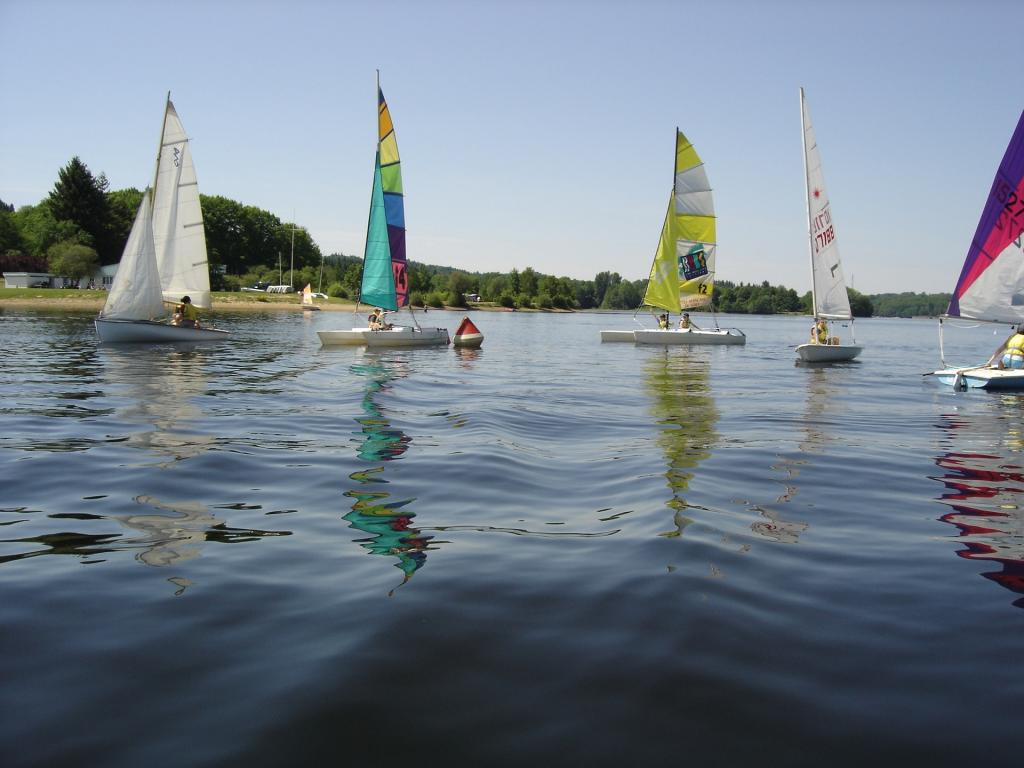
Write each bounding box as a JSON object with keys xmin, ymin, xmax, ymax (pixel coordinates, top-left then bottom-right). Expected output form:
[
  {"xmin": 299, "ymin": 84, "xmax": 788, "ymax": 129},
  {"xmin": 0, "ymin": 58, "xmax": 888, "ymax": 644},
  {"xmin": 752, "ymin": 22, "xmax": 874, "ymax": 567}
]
[
  {"xmin": 814, "ymin": 323, "xmax": 828, "ymax": 344},
  {"xmin": 1006, "ymin": 333, "xmax": 1024, "ymax": 358}
]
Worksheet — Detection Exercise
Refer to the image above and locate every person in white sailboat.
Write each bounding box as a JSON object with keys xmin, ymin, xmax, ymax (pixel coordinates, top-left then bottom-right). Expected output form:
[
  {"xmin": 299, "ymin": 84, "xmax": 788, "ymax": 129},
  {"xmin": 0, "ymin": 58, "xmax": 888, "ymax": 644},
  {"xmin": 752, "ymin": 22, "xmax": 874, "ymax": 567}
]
[
  {"xmin": 369, "ymin": 307, "xmax": 392, "ymax": 331},
  {"xmin": 998, "ymin": 325, "xmax": 1024, "ymax": 369},
  {"xmin": 678, "ymin": 312, "xmax": 700, "ymax": 330},
  {"xmin": 811, "ymin": 319, "xmax": 829, "ymax": 345},
  {"xmin": 658, "ymin": 313, "xmax": 669, "ymax": 329},
  {"xmin": 174, "ymin": 296, "xmax": 201, "ymax": 329}
]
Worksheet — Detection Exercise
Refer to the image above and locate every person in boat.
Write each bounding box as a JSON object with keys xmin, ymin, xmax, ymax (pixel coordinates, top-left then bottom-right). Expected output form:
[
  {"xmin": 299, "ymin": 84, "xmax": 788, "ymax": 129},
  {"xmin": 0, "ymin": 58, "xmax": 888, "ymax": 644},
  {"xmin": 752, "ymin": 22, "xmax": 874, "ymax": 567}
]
[
  {"xmin": 176, "ymin": 296, "xmax": 201, "ymax": 329},
  {"xmin": 811, "ymin": 319, "xmax": 828, "ymax": 344},
  {"xmin": 369, "ymin": 307, "xmax": 393, "ymax": 331},
  {"xmin": 678, "ymin": 312, "xmax": 700, "ymax": 331},
  {"xmin": 997, "ymin": 324, "xmax": 1024, "ymax": 369},
  {"xmin": 658, "ymin": 313, "xmax": 669, "ymax": 329}
]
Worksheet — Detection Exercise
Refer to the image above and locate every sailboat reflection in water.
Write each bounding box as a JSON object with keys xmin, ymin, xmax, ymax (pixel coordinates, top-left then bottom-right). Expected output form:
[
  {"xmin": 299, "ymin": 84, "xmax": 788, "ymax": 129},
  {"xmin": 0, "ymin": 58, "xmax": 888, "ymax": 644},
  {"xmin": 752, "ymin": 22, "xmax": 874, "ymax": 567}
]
[
  {"xmin": 645, "ymin": 350, "xmax": 718, "ymax": 538},
  {"xmin": 100, "ymin": 345, "xmax": 214, "ymax": 466},
  {"xmin": 344, "ymin": 355, "xmax": 434, "ymax": 592},
  {"xmin": 934, "ymin": 398, "xmax": 1024, "ymax": 608}
]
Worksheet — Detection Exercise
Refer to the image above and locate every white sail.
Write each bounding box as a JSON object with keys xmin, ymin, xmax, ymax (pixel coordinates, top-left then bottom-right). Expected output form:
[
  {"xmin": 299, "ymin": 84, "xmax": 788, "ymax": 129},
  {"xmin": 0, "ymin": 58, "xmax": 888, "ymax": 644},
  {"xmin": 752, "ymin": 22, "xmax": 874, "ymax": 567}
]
[
  {"xmin": 99, "ymin": 190, "xmax": 166, "ymax": 321},
  {"xmin": 152, "ymin": 99, "xmax": 211, "ymax": 309},
  {"xmin": 801, "ymin": 88, "xmax": 852, "ymax": 320}
]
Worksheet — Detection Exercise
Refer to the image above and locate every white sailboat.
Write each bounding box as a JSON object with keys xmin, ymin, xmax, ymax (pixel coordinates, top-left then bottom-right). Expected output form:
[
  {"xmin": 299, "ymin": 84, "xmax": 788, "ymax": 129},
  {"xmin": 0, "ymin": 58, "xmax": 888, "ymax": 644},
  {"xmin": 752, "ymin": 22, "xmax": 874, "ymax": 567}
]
[
  {"xmin": 301, "ymin": 283, "xmax": 321, "ymax": 311},
  {"xmin": 95, "ymin": 94, "xmax": 228, "ymax": 343},
  {"xmin": 600, "ymin": 129, "xmax": 745, "ymax": 345},
  {"xmin": 318, "ymin": 76, "xmax": 449, "ymax": 348},
  {"xmin": 794, "ymin": 88, "xmax": 861, "ymax": 363},
  {"xmin": 931, "ymin": 107, "xmax": 1024, "ymax": 390}
]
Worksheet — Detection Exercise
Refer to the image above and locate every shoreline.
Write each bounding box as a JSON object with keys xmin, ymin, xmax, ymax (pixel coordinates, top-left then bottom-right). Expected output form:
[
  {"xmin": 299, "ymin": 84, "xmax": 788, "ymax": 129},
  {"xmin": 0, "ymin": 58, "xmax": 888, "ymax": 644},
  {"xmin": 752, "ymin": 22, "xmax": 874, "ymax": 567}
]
[{"xmin": 0, "ymin": 292, "xmax": 570, "ymax": 314}]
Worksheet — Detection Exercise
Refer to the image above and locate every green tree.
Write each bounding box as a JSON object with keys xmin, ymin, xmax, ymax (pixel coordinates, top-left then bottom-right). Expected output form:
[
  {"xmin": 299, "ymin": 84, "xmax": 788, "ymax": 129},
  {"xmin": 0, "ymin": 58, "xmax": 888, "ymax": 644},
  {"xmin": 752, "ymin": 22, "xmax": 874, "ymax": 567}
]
[
  {"xmin": 47, "ymin": 157, "xmax": 116, "ymax": 261},
  {"xmin": 594, "ymin": 271, "xmax": 616, "ymax": 306},
  {"xmin": 47, "ymin": 241, "xmax": 99, "ymax": 280},
  {"xmin": 0, "ymin": 203, "xmax": 24, "ymax": 255},
  {"xmin": 105, "ymin": 187, "xmax": 144, "ymax": 262},
  {"xmin": 847, "ymin": 288, "xmax": 873, "ymax": 317},
  {"xmin": 14, "ymin": 203, "xmax": 86, "ymax": 257}
]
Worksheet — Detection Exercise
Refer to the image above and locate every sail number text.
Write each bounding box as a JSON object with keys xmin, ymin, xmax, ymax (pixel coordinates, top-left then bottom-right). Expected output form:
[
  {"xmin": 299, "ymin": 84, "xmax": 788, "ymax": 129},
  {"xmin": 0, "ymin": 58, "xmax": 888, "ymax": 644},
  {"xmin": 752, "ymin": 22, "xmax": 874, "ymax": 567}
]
[
  {"xmin": 811, "ymin": 205, "xmax": 833, "ymax": 252},
  {"xmin": 814, "ymin": 225, "xmax": 835, "ymax": 252},
  {"xmin": 995, "ymin": 181, "xmax": 1024, "ymax": 234}
]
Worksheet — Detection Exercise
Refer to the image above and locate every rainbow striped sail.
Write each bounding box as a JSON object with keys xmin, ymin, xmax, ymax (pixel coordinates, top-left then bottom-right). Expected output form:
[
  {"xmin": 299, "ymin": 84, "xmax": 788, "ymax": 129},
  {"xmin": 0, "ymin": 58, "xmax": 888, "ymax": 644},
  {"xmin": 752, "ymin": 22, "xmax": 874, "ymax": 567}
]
[
  {"xmin": 360, "ymin": 81, "xmax": 409, "ymax": 310},
  {"xmin": 947, "ymin": 109, "xmax": 1024, "ymax": 323},
  {"xmin": 643, "ymin": 129, "xmax": 716, "ymax": 313}
]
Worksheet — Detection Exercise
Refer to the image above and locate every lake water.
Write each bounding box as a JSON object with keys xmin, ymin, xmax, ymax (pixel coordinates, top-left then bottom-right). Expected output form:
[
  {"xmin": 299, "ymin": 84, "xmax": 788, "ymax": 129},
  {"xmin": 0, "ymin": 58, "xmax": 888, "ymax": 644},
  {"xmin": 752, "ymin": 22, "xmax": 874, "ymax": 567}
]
[{"xmin": 1, "ymin": 307, "xmax": 1022, "ymax": 766}]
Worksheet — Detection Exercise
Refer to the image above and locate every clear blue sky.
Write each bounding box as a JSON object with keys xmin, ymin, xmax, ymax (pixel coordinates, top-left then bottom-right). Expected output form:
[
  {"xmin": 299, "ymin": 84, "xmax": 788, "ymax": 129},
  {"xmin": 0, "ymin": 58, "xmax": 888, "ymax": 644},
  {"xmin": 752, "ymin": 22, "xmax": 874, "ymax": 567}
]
[{"xmin": 2, "ymin": 0, "xmax": 1021, "ymax": 294}]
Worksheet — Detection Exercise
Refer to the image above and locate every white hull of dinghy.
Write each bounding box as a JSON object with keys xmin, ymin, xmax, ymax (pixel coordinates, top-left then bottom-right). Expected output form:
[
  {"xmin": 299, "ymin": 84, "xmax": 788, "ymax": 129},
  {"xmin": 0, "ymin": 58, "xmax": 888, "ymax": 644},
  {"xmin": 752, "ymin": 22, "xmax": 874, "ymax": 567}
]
[
  {"xmin": 933, "ymin": 366, "xmax": 1024, "ymax": 390},
  {"xmin": 633, "ymin": 327, "xmax": 746, "ymax": 346},
  {"xmin": 599, "ymin": 330, "xmax": 636, "ymax": 342},
  {"xmin": 95, "ymin": 318, "xmax": 230, "ymax": 343},
  {"xmin": 796, "ymin": 343, "xmax": 862, "ymax": 362},
  {"xmin": 318, "ymin": 325, "xmax": 450, "ymax": 348}
]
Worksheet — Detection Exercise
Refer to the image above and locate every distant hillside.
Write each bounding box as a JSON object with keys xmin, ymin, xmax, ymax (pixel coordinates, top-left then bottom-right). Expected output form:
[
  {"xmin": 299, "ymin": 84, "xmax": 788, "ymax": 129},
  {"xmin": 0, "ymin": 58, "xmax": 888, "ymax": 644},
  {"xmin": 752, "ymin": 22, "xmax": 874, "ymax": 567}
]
[{"xmin": 866, "ymin": 292, "xmax": 951, "ymax": 317}]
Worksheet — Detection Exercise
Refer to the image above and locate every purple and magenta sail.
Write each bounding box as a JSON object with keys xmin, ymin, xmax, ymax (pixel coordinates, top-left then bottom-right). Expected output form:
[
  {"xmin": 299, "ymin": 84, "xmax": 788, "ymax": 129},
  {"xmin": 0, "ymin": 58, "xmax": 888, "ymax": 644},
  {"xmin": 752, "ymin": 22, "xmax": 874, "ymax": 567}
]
[{"xmin": 947, "ymin": 109, "xmax": 1024, "ymax": 322}]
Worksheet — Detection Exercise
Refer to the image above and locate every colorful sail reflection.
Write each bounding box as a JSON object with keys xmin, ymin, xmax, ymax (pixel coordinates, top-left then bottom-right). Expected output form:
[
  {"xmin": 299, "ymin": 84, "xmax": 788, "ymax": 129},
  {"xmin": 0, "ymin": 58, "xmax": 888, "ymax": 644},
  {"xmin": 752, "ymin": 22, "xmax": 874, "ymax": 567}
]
[
  {"xmin": 344, "ymin": 359, "xmax": 432, "ymax": 589},
  {"xmin": 947, "ymin": 109, "xmax": 1024, "ymax": 322},
  {"xmin": 935, "ymin": 410, "xmax": 1024, "ymax": 608},
  {"xmin": 645, "ymin": 352, "xmax": 717, "ymax": 539}
]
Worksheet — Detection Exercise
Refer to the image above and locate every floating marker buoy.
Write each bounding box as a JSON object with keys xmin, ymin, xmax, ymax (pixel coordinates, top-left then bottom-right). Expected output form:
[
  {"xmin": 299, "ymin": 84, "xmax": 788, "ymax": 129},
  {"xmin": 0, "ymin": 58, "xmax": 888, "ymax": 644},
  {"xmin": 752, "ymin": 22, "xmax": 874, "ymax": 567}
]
[{"xmin": 453, "ymin": 316, "xmax": 483, "ymax": 348}]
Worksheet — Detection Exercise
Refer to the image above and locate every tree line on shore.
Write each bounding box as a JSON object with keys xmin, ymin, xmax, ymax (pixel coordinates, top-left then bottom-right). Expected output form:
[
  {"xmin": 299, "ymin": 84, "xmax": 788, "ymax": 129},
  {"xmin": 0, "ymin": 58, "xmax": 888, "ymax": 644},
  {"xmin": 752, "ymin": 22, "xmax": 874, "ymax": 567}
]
[{"xmin": 1, "ymin": 156, "xmax": 950, "ymax": 317}]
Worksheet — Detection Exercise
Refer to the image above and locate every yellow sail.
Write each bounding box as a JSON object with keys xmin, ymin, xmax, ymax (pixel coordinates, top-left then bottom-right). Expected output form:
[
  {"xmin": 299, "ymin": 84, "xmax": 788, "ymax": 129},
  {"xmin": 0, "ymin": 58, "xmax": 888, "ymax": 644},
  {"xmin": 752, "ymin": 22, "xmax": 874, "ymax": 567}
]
[
  {"xmin": 643, "ymin": 130, "xmax": 716, "ymax": 313},
  {"xmin": 643, "ymin": 195, "xmax": 681, "ymax": 312}
]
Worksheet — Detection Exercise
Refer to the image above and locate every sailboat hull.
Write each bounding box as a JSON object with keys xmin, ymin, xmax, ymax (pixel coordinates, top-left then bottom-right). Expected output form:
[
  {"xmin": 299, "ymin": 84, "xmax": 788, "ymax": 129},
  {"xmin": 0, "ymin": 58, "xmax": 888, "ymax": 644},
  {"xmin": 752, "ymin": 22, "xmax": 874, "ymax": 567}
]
[
  {"xmin": 633, "ymin": 328, "xmax": 746, "ymax": 345},
  {"xmin": 318, "ymin": 326, "xmax": 450, "ymax": 348},
  {"xmin": 600, "ymin": 330, "xmax": 638, "ymax": 342},
  {"xmin": 95, "ymin": 318, "xmax": 230, "ymax": 343},
  {"xmin": 796, "ymin": 342, "xmax": 862, "ymax": 362},
  {"xmin": 933, "ymin": 367, "xmax": 1024, "ymax": 390}
]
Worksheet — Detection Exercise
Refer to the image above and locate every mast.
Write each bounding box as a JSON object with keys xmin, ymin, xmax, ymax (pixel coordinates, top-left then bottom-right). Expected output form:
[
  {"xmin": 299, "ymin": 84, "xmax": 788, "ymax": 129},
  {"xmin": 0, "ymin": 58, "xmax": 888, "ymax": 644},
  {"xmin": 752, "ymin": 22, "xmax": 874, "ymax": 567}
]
[
  {"xmin": 799, "ymin": 87, "xmax": 817, "ymax": 321},
  {"xmin": 151, "ymin": 91, "xmax": 171, "ymax": 200},
  {"xmin": 356, "ymin": 71, "xmax": 382, "ymax": 317},
  {"xmin": 671, "ymin": 125, "xmax": 679, "ymax": 324},
  {"xmin": 289, "ymin": 210, "xmax": 295, "ymax": 289}
]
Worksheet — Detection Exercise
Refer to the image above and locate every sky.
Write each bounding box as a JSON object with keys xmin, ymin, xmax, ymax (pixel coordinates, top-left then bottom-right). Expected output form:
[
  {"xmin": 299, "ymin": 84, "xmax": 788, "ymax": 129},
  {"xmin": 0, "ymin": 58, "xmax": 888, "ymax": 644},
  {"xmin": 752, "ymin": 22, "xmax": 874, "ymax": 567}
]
[{"xmin": 1, "ymin": 0, "xmax": 1021, "ymax": 294}]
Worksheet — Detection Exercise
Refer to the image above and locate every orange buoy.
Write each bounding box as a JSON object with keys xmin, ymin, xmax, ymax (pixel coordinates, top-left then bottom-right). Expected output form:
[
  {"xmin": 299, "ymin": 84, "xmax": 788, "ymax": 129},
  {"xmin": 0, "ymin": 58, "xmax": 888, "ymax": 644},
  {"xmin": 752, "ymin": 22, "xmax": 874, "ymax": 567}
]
[{"xmin": 453, "ymin": 316, "xmax": 483, "ymax": 348}]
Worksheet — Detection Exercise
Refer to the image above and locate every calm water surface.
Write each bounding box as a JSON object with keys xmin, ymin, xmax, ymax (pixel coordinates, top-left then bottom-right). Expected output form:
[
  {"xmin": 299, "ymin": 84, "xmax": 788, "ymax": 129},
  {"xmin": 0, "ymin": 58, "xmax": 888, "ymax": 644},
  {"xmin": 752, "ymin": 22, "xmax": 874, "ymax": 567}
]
[{"xmin": 1, "ymin": 307, "xmax": 1022, "ymax": 766}]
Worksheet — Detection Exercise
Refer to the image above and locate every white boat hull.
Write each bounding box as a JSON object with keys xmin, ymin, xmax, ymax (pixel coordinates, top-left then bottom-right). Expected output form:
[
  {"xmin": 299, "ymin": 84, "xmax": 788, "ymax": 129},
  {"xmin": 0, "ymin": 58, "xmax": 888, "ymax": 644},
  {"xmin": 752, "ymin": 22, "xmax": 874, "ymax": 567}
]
[
  {"xmin": 633, "ymin": 327, "xmax": 746, "ymax": 345},
  {"xmin": 600, "ymin": 330, "xmax": 637, "ymax": 342},
  {"xmin": 796, "ymin": 343, "xmax": 862, "ymax": 362},
  {"xmin": 318, "ymin": 325, "xmax": 450, "ymax": 348},
  {"xmin": 933, "ymin": 366, "xmax": 1024, "ymax": 390},
  {"xmin": 95, "ymin": 318, "xmax": 230, "ymax": 343}
]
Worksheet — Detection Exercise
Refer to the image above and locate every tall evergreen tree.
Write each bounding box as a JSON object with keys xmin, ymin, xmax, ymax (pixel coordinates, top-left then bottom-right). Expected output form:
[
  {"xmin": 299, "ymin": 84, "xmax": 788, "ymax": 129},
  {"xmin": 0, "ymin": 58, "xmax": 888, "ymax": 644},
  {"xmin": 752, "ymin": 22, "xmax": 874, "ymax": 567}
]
[{"xmin": 47, "ymin": 157, "xmax": 115, "ymax": 261}]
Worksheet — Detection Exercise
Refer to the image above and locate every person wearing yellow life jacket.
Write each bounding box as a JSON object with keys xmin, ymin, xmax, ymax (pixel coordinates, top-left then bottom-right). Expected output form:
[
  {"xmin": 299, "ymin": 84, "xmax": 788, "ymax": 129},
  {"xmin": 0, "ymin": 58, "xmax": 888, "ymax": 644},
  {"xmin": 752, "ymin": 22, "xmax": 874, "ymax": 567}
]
[
  {"xmin": 811, "ymin": 319, "xmax": 828, "ymax": 345},
  {"xmin": 174, "ymin": 296, "xmax": 201, "ymax": 328},
  {"xmin": 658, "ymin": 313, "xmax": 669, "ymax": 329},
  {"xmin": 999, "ymin": 324, "xmax": 1024, "ymax": 369}
]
